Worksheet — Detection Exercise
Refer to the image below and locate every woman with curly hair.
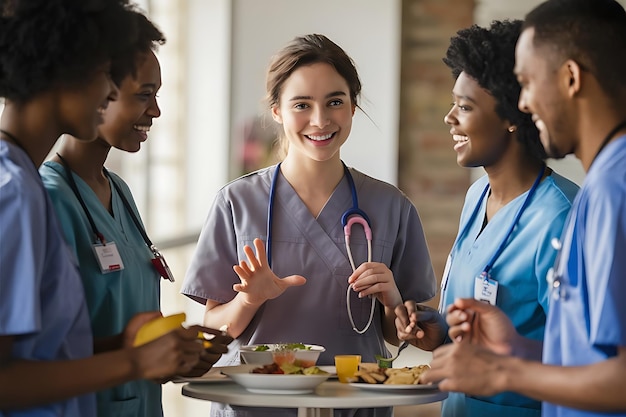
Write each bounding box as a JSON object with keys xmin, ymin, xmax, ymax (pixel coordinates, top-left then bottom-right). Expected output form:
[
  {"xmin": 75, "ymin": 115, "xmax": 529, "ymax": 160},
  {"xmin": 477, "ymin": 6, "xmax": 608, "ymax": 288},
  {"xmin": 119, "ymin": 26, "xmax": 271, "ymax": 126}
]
[
  {"xmin": 394, "ymin": 20, "xmax": 579, "ymax": 417},
  {"xmin": 0, "ymin": 1, "xmax": 218, "ymax": 415}
]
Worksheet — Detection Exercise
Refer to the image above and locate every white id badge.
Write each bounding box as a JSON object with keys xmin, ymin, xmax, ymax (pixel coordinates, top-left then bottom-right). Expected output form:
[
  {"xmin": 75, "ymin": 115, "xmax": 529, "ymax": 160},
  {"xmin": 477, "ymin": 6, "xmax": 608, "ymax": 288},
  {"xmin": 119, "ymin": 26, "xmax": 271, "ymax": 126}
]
[
  {"xmin": 438, "ymin": 254, "xmax": 452, "ymax": 313},
  {"xmin": 92, "ymin": 242, "xmax": 125, "ymax": 274},
  {"xmin": 474, "ymin": 275, "xmax": 498, "ymax": 305}
]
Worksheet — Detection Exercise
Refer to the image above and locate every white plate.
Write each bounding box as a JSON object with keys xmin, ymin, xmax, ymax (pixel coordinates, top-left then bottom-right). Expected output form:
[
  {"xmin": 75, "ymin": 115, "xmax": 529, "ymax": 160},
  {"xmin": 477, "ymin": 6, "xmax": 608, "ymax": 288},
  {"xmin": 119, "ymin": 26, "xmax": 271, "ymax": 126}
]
[
  {"xmin": 349, "ymin": 382, "xmax": 439, "ymax": 391},
  {"xmin": 221, "ymin": 364, "xmax": 331, "ymax": 394},
  {"xmin": 171, "ymin": 367, "xmax": 230, "ymax": 384},
  {"xmin": 318, "ymin": 366, "xmax": 337, "ymax": 377}
]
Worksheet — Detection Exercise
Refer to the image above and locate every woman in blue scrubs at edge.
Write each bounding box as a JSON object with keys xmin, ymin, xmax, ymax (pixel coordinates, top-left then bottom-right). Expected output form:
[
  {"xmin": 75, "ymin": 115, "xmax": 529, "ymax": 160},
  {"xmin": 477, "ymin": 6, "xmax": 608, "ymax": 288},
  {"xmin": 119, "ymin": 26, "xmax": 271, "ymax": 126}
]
[
  {"xmin": 394, "ymin": 20, "xmax": 579, "ymax": 417},
  {"xmin": 0, "ymin": 1, "xmax": 221, "ymax": 416},
  {"xmin": 181, "ymin": 34, "xmax": 438, "ymax": 417}
]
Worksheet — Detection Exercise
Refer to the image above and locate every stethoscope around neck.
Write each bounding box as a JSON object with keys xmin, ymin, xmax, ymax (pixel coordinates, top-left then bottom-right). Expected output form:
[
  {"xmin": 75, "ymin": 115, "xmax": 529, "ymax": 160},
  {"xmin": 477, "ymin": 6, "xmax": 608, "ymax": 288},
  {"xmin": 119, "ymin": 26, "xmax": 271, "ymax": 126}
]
[
  {"xmin": 547, "ymin": 120, "xmax": 626, "ymax": 302},
  {"xmin": 266, "ymin": 161, "xmax": 376, "ymax": 334}
]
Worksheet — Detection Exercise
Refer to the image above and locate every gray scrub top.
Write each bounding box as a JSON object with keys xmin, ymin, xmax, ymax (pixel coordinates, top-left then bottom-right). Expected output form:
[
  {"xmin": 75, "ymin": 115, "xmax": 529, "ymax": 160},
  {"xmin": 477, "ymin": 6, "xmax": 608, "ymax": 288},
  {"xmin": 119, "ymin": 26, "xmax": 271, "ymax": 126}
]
[{"xmin": 182, "ymin": 165, "xmax": 436, "ymax": 366}]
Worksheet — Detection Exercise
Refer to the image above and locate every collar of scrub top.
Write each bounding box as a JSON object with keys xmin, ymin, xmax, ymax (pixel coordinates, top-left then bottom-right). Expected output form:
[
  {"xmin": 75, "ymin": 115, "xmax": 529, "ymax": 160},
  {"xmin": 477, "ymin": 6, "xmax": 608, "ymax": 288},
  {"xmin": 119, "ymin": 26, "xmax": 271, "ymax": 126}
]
[
  {"xmin": 104, "ymin": 168, "xmax": 175, "ymax": 282},
  {"xmin": 55, "ymin": 154, "xmax": 175, "ymax": 281},
  {"xmin": 548, "ymin": 119, "xmax": 626, "ymax": 300},
  {"xmin": 444, "ymin": 164, "xmax": 546, "ymax": 292},
  {"xmin": 266, "ymin": 161, "xmax": 376, "ymax": 334},
  {"xmin": 0, "ymin": 129, "xmax": 37, "ymax": 170}
]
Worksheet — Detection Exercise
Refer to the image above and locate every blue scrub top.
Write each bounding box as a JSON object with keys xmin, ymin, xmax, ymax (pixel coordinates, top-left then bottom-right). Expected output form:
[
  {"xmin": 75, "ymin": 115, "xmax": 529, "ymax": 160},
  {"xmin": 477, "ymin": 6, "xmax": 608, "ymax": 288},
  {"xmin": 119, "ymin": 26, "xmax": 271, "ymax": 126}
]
[
  {"xmin": 0, "ymin": 141, "xmax": 95, "ymax": 417},
  {"xmin": 40, "ymin": 161, "xmax": 162, "ymax": 417},
  {"xmin": 543, "ymin": 136, "xmax": 626, "ymax": 417},
  {"xmin": 441, "ymin": 171, "xmax": 579, "ymax": 417}
]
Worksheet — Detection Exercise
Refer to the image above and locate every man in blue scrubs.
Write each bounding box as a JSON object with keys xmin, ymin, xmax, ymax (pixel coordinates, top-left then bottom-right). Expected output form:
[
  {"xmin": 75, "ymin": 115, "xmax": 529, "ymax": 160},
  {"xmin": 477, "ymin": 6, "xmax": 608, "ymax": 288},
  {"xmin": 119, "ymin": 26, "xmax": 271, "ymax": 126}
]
[{"xmin": 420, "ymin": 1, "xmax": 626, "ymax": 416}]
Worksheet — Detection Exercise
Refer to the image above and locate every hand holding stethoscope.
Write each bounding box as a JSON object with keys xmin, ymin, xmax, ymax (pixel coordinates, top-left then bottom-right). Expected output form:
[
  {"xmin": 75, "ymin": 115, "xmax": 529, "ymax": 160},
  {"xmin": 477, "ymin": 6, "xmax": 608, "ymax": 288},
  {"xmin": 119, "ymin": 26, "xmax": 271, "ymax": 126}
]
[
  {"xmin": 232, "ymin": 238, "xmax": 307, "ymax": 306},
  {"xmin": 348, "ymin": 263, "xmax": 402, "ymax": 316},
  {"xmin": 264, "ymin": 162, "xmax": 402, "ymax": 334}
]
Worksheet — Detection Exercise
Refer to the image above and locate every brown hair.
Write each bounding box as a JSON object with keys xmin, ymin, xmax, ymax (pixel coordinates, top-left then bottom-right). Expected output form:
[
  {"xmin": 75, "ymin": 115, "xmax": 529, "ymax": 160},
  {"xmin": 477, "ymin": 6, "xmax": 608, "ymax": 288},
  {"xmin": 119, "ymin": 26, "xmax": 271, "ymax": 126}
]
[{"xmin": 265, "ymin": 34, "xmax": 362, "ymax": 158}]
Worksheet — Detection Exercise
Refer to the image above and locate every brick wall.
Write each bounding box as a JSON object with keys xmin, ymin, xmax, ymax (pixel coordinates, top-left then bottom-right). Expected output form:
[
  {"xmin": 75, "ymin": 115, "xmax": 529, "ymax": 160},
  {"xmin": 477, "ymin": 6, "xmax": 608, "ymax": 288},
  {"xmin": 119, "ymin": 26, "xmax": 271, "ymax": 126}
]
[{"xmin": 398, "ymin": 0, "xmax": 475, "ymax": 307}]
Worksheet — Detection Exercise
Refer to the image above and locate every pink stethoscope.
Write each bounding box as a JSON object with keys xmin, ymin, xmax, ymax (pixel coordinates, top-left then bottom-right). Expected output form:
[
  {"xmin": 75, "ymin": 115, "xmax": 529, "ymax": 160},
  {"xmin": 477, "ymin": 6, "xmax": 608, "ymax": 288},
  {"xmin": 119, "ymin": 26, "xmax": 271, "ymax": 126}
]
[{"xmin": 267, "ymin": 162, "xmax": 376, "ymax": 334}]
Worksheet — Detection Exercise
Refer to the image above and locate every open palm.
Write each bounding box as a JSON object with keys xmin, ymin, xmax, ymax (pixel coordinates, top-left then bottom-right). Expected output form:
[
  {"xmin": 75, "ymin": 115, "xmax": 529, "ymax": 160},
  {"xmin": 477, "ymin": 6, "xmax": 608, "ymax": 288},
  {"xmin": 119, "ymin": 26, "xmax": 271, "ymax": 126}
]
[{"xmin": 232, "ymin": 238, "xmax": 306, "ymax": 305}]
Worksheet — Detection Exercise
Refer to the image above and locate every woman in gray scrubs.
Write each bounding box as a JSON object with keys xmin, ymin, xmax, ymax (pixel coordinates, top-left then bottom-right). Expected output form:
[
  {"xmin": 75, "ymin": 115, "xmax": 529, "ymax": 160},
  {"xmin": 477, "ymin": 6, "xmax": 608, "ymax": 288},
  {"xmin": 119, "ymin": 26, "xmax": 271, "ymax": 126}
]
[{"xmin": 181, "ymin": 34, "xmax": 439, "ymax": 417}]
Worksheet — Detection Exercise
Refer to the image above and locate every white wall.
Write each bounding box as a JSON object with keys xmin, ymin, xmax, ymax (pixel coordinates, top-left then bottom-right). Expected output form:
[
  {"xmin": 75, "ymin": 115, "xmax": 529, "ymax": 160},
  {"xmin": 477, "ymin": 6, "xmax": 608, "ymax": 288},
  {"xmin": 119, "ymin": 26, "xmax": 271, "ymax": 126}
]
[
  {"xmin": 230, "ymin": 0, "xmax": 402, "ymax": 185},
  {"xmin": 184, "ymin": 0, "xmax": 233, "ymax": 229}
]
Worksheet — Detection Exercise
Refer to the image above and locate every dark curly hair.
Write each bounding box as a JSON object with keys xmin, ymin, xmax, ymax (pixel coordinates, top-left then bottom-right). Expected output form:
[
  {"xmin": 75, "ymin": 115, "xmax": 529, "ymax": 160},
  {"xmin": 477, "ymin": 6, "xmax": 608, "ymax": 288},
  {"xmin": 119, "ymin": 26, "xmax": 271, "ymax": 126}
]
[
  {"xmin": 109, "ymin": 9, "xmax": 165, "ymax": 86},
  {"xmin": 525, "ymin": 0, "xmax": 626, "ymax": 102},
  {"xmin": 0, "ymin": 0, "xmax": 137, "ymax": 104},
  {"xmin": 443, "ymin": 20, "xmax": 546, "ymax": 161}
]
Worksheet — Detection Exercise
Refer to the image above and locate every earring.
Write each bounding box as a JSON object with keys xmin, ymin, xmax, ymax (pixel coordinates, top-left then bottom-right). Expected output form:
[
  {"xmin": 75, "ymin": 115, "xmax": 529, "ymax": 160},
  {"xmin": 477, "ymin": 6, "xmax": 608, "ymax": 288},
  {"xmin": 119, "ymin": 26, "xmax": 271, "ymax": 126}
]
[{"xmin": 508, "ymin": 126, "xmax": 517, "ymax": 133}]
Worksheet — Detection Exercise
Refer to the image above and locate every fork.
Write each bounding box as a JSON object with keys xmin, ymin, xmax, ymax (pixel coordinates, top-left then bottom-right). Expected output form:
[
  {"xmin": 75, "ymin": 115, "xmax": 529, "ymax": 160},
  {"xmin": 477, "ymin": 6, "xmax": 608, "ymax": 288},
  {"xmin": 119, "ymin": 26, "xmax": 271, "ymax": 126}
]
[{"xmin": 375, "ymin": 341, "xmax": 410, "ymax": 368}]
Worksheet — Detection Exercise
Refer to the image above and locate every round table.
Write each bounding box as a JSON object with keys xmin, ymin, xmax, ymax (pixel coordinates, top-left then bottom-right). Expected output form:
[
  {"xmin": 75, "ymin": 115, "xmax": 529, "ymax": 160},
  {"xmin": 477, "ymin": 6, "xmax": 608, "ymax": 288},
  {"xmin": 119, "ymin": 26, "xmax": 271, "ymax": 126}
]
[{"xmin": 182, "ymin": 380, "xmax": 447, "ymax": 417}]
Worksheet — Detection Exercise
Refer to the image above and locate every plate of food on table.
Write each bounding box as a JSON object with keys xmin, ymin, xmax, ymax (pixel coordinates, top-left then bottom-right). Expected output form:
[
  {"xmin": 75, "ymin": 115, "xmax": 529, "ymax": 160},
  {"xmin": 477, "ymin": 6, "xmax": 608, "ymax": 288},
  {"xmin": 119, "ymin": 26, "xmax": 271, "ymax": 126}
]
[
  {"xmin": 222, "ymin": 343, "xmax": 332, "ymax": 394},
  {"xmin": 348, "ymin": 363, "xmax": 439, "ymax": 391},
  {"xmin": 220, "ymin": 363, "xmax": 331, "ymax": 394}
]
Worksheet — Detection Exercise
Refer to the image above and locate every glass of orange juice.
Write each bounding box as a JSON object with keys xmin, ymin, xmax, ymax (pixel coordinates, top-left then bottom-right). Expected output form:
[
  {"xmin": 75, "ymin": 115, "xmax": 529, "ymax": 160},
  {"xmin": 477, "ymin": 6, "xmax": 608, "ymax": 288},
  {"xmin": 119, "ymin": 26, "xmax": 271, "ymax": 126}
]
[{"xmin": 334, "ymin": 355, "xmax": 361, "ymax": 383}]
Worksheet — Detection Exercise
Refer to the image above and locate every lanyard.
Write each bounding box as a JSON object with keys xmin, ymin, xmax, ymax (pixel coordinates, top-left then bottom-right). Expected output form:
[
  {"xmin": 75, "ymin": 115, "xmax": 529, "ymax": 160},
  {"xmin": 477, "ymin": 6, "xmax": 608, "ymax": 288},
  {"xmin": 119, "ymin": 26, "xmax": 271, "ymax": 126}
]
[
  {"xmin": 56, "ymin": 154, "xmax": 175, "ymax": 281},
  {"xmin": 455, "ymin": 165, "xmax": 546, "ymax": 278},
  {"xmin": 56, "ymin": 153, "xmax": 106, "ymax": 245},
  {"xmin": 104, "ymin": 168, "xmax": 156, "ymax": 250}
]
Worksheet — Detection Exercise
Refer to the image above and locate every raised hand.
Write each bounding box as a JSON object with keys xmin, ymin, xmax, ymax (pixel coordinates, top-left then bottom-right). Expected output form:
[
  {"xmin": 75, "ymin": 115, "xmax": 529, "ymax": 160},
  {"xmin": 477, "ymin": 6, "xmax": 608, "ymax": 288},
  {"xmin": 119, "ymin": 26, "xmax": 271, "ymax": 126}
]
[
  {"xmin": 394, "ymin": 301, "xmax": 447, "ymax": 351},
  {"xmin": 232, "ymin": 238, "xmax": 306, "ymax": 306}
]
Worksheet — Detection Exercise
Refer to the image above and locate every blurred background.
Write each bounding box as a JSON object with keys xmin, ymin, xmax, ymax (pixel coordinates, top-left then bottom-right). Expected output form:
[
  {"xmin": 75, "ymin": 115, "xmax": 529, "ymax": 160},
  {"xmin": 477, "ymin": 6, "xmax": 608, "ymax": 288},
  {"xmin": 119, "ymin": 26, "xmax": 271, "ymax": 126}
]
[
  {"xmin": 7, "ymin": 0, "xmax": 602, "ymax": 415},
  {"xmin": 105, "ymin": 1, "xmax": 590, "ymax": 415}
]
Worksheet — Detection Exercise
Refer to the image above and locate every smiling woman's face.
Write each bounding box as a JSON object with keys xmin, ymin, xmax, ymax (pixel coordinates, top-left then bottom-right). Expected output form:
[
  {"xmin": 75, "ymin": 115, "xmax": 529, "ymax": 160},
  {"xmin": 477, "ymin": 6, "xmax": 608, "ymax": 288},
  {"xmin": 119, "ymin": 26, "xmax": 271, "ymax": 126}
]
[
  {"xmin": 98, "ymin": 51, "xmax": 162, "ymax": 153},
  {"xmin": 443, "ymin": 71, "xmax": 511, "ymax": 168},
  {"xmin": 271, "ymin": 62, "xmax": 355, "ymax": 164}
]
